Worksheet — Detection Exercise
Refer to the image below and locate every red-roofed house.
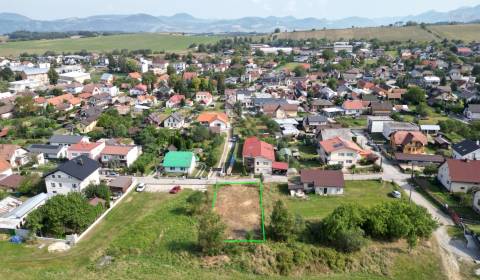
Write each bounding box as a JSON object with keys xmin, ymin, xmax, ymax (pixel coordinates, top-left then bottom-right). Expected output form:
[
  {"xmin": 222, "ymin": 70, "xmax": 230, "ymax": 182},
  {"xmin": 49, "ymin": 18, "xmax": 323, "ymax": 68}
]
[
  {"xmin": 197, "ymin": 112, "xmax": 230, "ymax": 132},
  {"xmin": 438, "ymin": 159, "xmax": 480, "ymax": 193},
  {"xmin": 242, "ymin": 137, "xmax": 287, "ymax": 175},
  {"xmin": 128, "ymin": 72, "xmax": 142, "ymax": 81},
  {"xmin": 100, "ymin": 145, "xmax": 142, "ymax": 168},
  {"xmin": 166, "ymin": 94, "xmax": 186, "ymax": 108},
  {"xmin": 195, "ymin": 91, "xmax": 213, "ymax": 106},
  {"xmin": 390, "ymin": 131, "xmax": 427, "ymax": 154},
  {"xmin": 130, "ymin": 84, "xmax": 148, "ymax": 95},
  {"xmin": 183, "ymin": 72, "xmax": 198, "ymax": 81},
  {"xmin": 318, "ymin": 136, "xmax": 372, "ymax": 168},
  {"xmin": 67, "ymin": 142, "xmax": 106, "ymax": 160},
  {"xmin": 457, "ymin": 47, "xmax": 473, "ymax": 56},
  {"xmin": 342, "ymin": 100, "xmax": 366, "ymax": 116}
]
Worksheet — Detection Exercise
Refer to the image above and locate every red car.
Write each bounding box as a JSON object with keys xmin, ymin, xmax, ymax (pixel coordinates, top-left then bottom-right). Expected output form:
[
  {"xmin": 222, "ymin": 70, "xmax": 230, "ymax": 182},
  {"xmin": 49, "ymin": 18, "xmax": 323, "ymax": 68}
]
[{"xmin": 169, "ymin": 185, "xmax": 182, "ymax": 194}]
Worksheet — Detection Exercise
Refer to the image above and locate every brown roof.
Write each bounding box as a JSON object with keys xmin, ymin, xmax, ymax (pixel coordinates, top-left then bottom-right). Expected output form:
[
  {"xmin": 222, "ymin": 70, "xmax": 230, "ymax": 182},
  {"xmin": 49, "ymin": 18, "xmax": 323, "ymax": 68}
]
[
  {"xmin": 446, "ymin": 159, "xmax": 480, "ymax": 183},
  {"xmin": 102, "ymin": 145, "xmax": 134, "ymax": 156},
  {"xmin": 391, "ymin": 131, "xmax": 427, "ymax": 146},
  {"xmin": 0, "ymin": 174, "xmax": 23, "ymax": 190},
  {"xmin": 0, "ymin": 144, "xmax": 21, "ymax": 161},
  {"xmin": 108, "ymin": 176, "xmax": 133, "ymax": 193},
  {"xmin": 300, "ymin": 169, "xmax": 345, "ymax": 188},
  {"xmin": 394, "ymin": 153, "xmax": 445, "ymax": 163}
]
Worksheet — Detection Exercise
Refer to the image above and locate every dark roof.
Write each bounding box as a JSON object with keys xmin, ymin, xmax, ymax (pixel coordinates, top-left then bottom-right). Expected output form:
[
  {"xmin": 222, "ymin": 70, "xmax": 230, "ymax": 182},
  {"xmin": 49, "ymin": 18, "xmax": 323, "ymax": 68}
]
[
  {"xmin": 394, "ymin": 153, "xmax": 445, "ymax": 163},
  {"xmin": 46, "ymin": 155, "xmax": 100, "ymax": 180},
  {"xmin": 452, "ymin": 140, "xmax": 480, "ymax": 156},
  {"xmin": 253, "ymin": 98, "xmax": 288, "ymax": 107},
  {"xmin": 300, "ymin": 169, "xmax": 345, "ymax": 188},
  {"xmin": 306, "ymin": 115, "xmax": 328, "ymax": 124},
  {"xmin": 370, "ymin": 101, "xmax": 393, "ymax": 111},
  {"xmin": 48, "ymin": 134, "xmax": 85, "ymax": 145},
  {"xmin": 311, "ymin": 99, "xmax": 333, "ymax": 106},
  {"xmin": 27, "ymin": 144, "xmax": 64, "ymax": 154},
  {"xmin": 108, "ymin": 176, "xmax": 132, "ymax": 192}
]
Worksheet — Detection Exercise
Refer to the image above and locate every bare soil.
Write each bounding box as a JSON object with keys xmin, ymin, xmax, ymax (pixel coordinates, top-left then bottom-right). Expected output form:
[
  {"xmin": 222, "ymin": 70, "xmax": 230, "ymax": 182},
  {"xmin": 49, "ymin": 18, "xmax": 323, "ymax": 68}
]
[{"xmin": 214, "ymin": 185, "xmax": 261, "ymax": 240}]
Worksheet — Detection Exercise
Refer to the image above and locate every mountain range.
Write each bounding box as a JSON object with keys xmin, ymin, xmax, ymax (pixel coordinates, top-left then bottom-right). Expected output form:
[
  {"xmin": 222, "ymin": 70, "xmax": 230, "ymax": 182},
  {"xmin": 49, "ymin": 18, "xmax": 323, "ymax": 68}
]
[{"xmin": 1, "ymin": 5, "xmax": 480, "ymax": 34}]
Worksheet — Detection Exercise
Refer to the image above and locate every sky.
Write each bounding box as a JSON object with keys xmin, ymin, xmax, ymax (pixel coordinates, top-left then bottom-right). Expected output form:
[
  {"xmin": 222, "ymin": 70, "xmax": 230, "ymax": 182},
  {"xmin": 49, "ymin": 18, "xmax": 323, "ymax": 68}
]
[{"xmin": 2, "ymin": 0, "xmax": 480, "ymax": 20}]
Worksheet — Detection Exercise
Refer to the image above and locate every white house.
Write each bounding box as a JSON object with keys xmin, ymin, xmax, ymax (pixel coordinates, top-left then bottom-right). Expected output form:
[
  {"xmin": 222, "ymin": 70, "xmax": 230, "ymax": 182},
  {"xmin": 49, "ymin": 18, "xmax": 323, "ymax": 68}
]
[
  {"xmin": 162, "ymin": 151, "xmax": 197, "ymax": 175},
  {"xmin": 452, "ymin": 140, "xmax": 480, "ymax": 160},
  {"xmin": 298, "ymin": 169, "xmax": 345, "ymax": 195},
  {"xmin": 318, "ymin": 137, "xmax": 369, "ymax": 168},
  {"xmin": 465, "ymin": 104, "xmax": 480, "ymax": 121},
  {"xmin": 67, "ymin": 142, "xmax": 105, "ymax": 160},
  {"xmin": 164, "ymin": 113, "xmax": 185, "ymax": 129},
  {"xmin": 100, "ymin": 145, "xmax": 142, "ymax": 168},
  {"xmin": 438, "ymin": 159, "xmax": 480, "ymax": 193},
  {"xmin": 45, "ymin": 156, "xmax": 101, "ymax": 195},
  {"xmin": 367, "ymin": 116, "xmax": 393, "ymax": 133},
  {"xmin": 195, "ymin": 91, "xmax": 213, "ymax": 106},
  {"xmin": 58, "ymin": 72, "xmax": 91, "ymax": 84},
  {"xmin": 196, "ymin": 112, "xmax": 229, "ymax": 132}
]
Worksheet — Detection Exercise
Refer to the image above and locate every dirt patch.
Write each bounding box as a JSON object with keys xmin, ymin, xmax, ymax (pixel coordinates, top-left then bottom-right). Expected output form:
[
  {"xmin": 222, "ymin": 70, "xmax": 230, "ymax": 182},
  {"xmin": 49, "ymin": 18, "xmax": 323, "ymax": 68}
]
[{"xmin": 214, "ymin": 185, "xmax": 261, "ymax": 240}]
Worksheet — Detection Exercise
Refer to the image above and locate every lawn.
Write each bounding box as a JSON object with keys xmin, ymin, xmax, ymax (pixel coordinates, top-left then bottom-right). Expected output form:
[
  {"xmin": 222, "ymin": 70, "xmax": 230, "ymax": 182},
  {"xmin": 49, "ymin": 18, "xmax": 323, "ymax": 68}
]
[
  {"xmin": 336, "ymin": 116, "xmax": 367, "ymax": 128},
  {"xmin": 0, "ymin": 187, "xmax": 446, "ymax": 280},
  {"xmin": 0, "ymin": 33, "xmax": 222, "ymax": 57},
  {"xmin": 281, "ymin": 180, "xmax": 402, "ymax": 220}
]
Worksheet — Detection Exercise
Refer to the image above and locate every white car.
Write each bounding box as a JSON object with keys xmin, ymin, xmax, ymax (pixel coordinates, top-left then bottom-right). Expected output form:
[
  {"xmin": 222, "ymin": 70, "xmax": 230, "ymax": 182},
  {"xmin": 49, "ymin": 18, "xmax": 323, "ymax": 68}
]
[
  {"xmin": 136, "ymin": 183, "xmax": 146, "ymax": 192},
  {"xmin": 391, "ymin": 191, "xmax": 402, "ymax": 199}
]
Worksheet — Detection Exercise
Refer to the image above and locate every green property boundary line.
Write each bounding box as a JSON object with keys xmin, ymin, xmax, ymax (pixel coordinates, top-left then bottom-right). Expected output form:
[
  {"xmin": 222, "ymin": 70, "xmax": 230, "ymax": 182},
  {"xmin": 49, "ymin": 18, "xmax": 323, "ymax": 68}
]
[{"xmin": 211, "ymin": 180, "xmax": 266, "ymax": 243}]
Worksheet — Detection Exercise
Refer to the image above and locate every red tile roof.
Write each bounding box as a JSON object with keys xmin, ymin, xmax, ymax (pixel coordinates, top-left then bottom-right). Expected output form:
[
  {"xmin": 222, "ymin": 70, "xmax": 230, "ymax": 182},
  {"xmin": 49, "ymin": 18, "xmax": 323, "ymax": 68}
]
[
  {"xmin": 319, "ymin": 136, "xmax": 368, "ymax": 155},
  {"xmin": 102, "ymin": 145, "xmax": 133, "ymax": 155},
  {"xmin": 69, "ymin": 142, "xmax": 103, "ymax": 152},
  {"xmin": 342, "ymin": 100, "xmax": 365, "ymax": 110},
  {"xmin": 197, "ymin": 112, "xmax": 228, "ymax": 124},
  {"xmin": 272, "ymin": 161, "xmax": 289, "ymax": 170},
  {"xmin": 391, "ymin": 131, "xmax": 427, "ymax": 146},
  {"xmin": 242, "ymin": 137, "xmax": 275, "ymax": 161},
  {"xmin": 446, "ymin": 159, "xmax": 480, "ymax": 183}
]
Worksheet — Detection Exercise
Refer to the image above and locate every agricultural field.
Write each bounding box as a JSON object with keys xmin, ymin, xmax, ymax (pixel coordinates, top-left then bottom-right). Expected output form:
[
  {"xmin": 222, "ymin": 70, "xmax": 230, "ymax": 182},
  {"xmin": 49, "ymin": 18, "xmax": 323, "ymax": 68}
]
[
  {"xmin": 213, "ymin": 184, "xmax": 263, "ymax": 240},
  {"xmin": 0, "ymin": 186, "xmax": 448, "ymax": 280},
  {"xmin": 0, "ymin": 33, "xmax": 222, "ymax": 57},
  {"xmin": 271, "ymin": 23, "xmax": 480, "ymax": 42}
]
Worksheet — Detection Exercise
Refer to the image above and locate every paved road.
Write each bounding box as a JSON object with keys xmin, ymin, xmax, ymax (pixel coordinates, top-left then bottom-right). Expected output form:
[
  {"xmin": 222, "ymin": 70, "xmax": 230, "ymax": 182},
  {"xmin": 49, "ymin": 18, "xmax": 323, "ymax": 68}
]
[
  {"xmin": 134, "ymin": 176, "xmax": 259, "ymax": 192},
  {"xmin": 208, "ymin": 127, "xmax": 232, "ymax": 179}
]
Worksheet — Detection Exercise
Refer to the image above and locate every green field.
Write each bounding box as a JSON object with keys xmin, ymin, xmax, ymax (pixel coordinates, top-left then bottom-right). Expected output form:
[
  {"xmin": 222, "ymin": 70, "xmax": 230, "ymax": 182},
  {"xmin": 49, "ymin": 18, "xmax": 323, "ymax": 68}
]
[
  {"xmin": 0, "ymin": 183, "xmax": 445, "ymax": 280},
  {"xmin": 0, "ymin": 33, "xmax": 222, "ymax": 57},
  {"xmin": 282, "ymin": 180, "xmax": 402, "ymax": 220},
  {"xmin": 272, "ymin": 23, "xmax": 480, "ymax": 42}
]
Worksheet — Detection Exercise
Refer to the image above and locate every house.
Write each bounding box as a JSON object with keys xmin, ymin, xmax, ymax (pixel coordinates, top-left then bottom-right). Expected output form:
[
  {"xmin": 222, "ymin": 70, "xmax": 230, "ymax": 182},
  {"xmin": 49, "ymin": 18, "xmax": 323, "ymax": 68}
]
[
  {"xmin": 45, "ymin": 156, "xmax": 101, "ymax": 195},
  {"xmin": 370, "ymin": 102, "xmax": 393, "ymax": 116},
  {"xmin": 294, "ymin": 169, "xmax": 345, "ymax": 195},
  {"xmin": 310, "ymin": 99, "xmax": 334, "ymax": 112},
  {"xmin": 108, "ymin": 176, "xmax": 133, "ymax": 194},
  {"xmin": 67, "ymin": 142, "xmax": 106, "ymax": 160},
  {"xmin": 166, "ymin": 94, "xmax": 186, "ymax": 108},
  {"xmin": 82, "ymin": 84, "xmax": 102, "ymax": 96},
  {"xmin": 162, "ymin": 151, "xmax": 197, "ymax": 175},
  {"xmin": 130, "ymin": 84, "xmax": 148, "ymax": 95},
  {"xmin": 100, "ymin": 145, "xmax": 141, "ymax": 168},
  {"xmin": 465, "ymin": 104, "xmax": 480, "ymax": 120},
  {"xmin": 242, "ymin": 137, "xmax": 288, "ymax": 175},
  {"xmin": 197, "ymin": 112, "xmax": 229, "ymax": 132},
  {"xmin": 64, "ymin": 82, "xmax": 84, "ymax": 94},
  {"xmin": 100, "ymin": 73, "xmax": 114, "ymax": 84},
  {"xmin": 0, "ymin": 160, "xmax": 12, "ymax": 177},
  {"xmin": 318, "ymin": 136, "xmax": 371, "ymax": 168},
  {"xmin": 452, "ymin": 140, "xmax": 480, "ymax": 160},
  {"xmin": 128, "ymin": 72, "xmax": 142, "ymax": 81},
  {"xmin": 303, "ymin": 115, "xmax": 328, "ymax": 132},
  {"xmin": 382, "ymin": 122, "xmax": 419, "ymax": 139},
  {"xmin": 390, "ymin": 131, "xmax": 428, "ymax": 154},
  {"xmin": 0, "ymin": 174, "xmax": 25, "ymax": 192},
  {"xmin": 367, "ymin": 116, "xmax": 393, "ymax": 133},
  {"xmin": 438, "ymin": 159, "xmax": 480, "ymax": 193},
  {"xmin": 195, "ymin": 91, "xmax": 213, "ymax": 106},
  {"xmin": 420, "ymin": 125, "xmax": 441, "ymax": 135},
  {"xmin": 0, "ymin": 102, "xmax": 14, "ymax": 119},
  {"xmin": 342, "ymin": 100, "xmax": 366, "ymax": 116},
  {"xmin": 48, "ymin": 135, "xmax": 89, "ymax": 147},
  {"xmin": 27, "ymin": 144, "xmax": 68, "ymax": 159},
  {"xmin": 0, "ymin": 193, "xmax": 49, "ymax": 230},
  {"xmin": 262, "ymin": 103, "xmax": 298, "ymax": 119},
  {"xmin": 164, "ymin": 112, "xmax": 185, "ymax": 129},
  {"xmin": 0, "ymin": 144, "xmax": 29, "ymax": 168}
]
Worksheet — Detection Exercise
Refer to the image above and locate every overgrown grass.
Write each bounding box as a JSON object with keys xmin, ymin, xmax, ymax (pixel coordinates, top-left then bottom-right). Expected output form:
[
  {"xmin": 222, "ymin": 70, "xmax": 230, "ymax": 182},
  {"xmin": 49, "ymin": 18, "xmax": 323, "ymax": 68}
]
[{"xmin": 336, "ymin": 117, "xmax": 367, "ymax": 128}]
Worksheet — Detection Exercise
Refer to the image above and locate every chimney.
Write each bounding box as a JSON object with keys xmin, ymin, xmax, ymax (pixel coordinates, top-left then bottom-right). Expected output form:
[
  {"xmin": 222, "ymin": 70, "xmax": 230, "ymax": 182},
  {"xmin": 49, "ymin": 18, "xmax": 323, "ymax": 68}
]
[{"xmin": 77, "ymin": 158, "xmax": 83, "ymax": 166}]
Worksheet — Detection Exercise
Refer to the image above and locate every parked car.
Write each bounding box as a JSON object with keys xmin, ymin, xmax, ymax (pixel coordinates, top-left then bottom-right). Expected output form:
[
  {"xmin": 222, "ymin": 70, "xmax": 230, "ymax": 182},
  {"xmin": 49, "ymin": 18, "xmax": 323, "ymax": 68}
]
[
  {"xmin": 391, "ymin": 191, "xmax": 402, "ymax": 199},
  {"xmin": 112, "ymin": 192, "xmax": 122, "ymax": 200},
  {"xmin": 169, "ymin": 185, "xmax": 182, "ymax": 194},
  {"xmin": 136, "ymin": 183, "xmax": 146, "ymax": 192}
]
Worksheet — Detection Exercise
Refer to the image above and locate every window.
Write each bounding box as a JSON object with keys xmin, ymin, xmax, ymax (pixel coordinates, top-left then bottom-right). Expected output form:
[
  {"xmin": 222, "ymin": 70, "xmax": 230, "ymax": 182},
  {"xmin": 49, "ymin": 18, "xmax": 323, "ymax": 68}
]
[
  {"xmin": 347, "ymin": 153, "xmax": 354, "ymax": 157},
  {"xmin": 72, "ymin": 184, "xmax": 77, "ymax": 188},
  {"xmin": 346, "ymin": 160, "xmax": 353, "ymax": 164},
  {"xmin": 181, "ymin": 167, "xmax": 185, "ymax": 171},
  {"xmin": 51, "ymin": 183, "xmax": 56, "ymax": 187},
  {"xmin": 263, "ymin": 162, "xmax": 268, "ymax": 166},
  {"xmin": 256, "ymin": 162, "xmax": 259, "ymax": 165},
  {"xmin": 51, "ymin": 175, "xmax": 55, "ymax": 178},
  {"xmin": 59, "ymin": 183, "xmax": 63, "ymax": 187},
  {"xmin": 339, "ymin": 153, "xmax": 345, "ymax": 156}
]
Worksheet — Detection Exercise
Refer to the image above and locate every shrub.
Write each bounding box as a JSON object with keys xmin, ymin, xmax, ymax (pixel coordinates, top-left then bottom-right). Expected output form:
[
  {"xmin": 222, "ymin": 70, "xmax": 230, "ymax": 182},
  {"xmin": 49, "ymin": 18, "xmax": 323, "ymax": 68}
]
[
  {"xmin": 185, "ymin": 191, "xmax": 206, "ymax": 215},
  {"xmin": 197, "ymin": 210, "xmax": 226, "ymax": 256},
  {"xmin": 269, "ymin": 200, "xmax": 296, "ymax": 242}
]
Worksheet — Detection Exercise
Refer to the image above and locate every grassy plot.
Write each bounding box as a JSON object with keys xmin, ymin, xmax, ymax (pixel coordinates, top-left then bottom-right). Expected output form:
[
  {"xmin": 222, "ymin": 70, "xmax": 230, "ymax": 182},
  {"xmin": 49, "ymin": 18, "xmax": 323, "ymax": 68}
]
[
  {"xmin": 335, "ymin": 117, "xmax": 367, "ymax": 128},
  {"xmin": 0, "ymin": 33, "xmax": 222, "ymax": 57},
  {"xmin": 279, "ymin": 180, "xmax": 402, "ymax": 220},
  {"xmin": 0, "ymin": 187, "xmax": 446, "ymax": 279}
]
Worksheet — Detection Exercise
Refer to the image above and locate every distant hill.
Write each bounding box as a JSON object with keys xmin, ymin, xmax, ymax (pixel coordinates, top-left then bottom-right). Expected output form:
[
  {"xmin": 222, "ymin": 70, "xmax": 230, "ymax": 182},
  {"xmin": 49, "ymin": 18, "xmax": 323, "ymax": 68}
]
[{"xmin": 2, "ymin": 5, "xmax": 480, "ymax": 34}]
